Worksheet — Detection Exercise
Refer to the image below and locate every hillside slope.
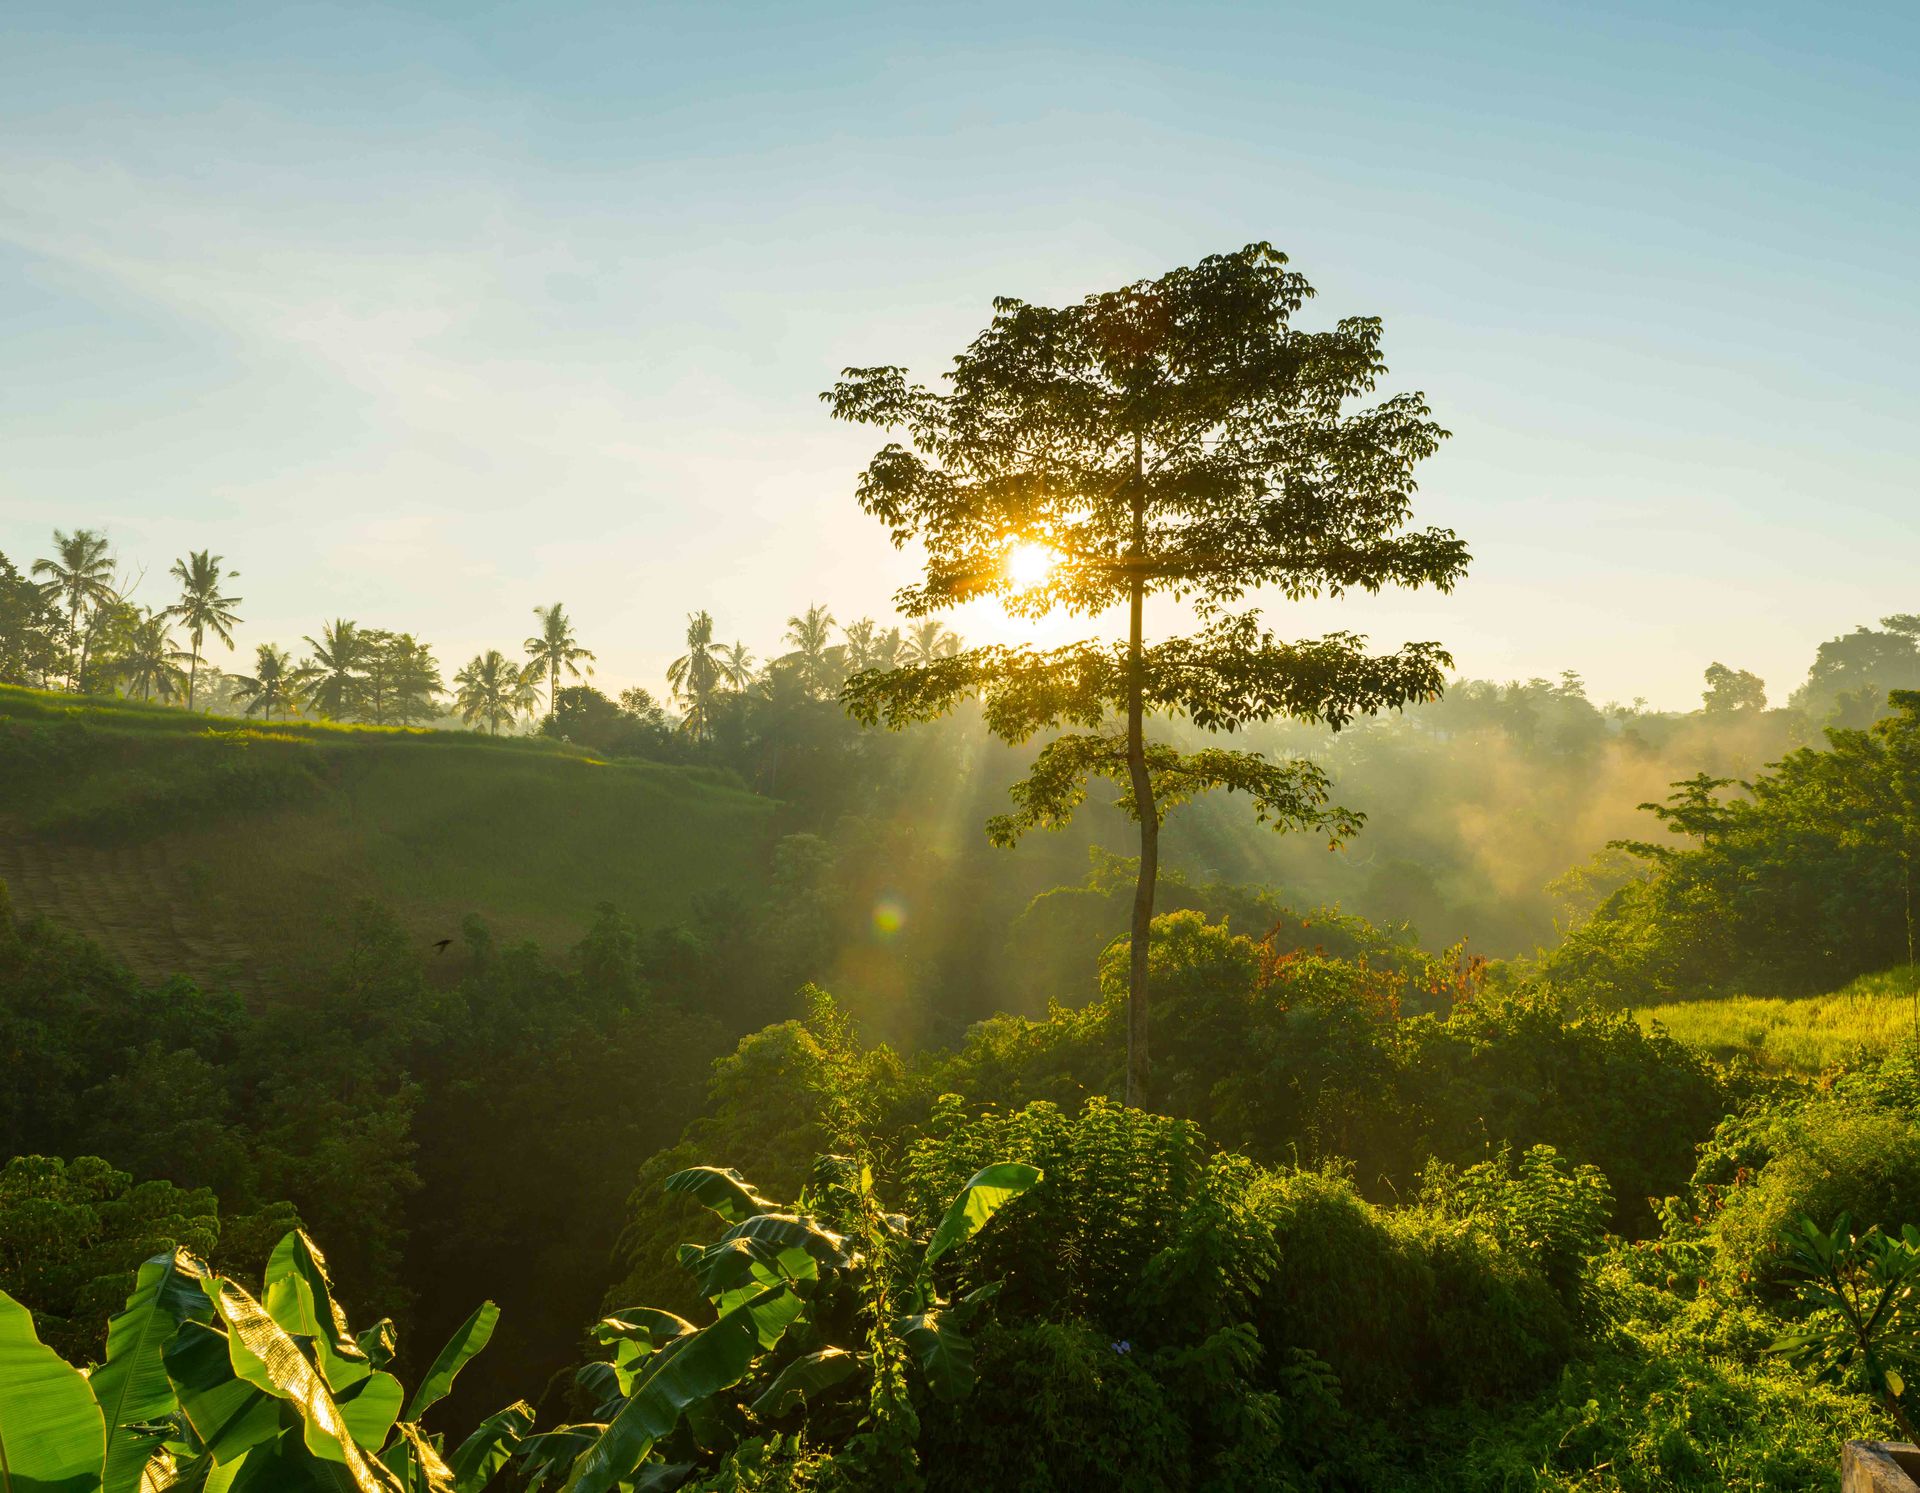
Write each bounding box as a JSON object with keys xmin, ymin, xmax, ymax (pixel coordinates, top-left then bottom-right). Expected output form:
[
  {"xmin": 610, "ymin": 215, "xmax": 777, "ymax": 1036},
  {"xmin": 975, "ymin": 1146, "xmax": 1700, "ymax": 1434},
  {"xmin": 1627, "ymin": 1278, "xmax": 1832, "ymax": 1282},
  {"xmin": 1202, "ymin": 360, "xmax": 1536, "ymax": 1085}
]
[{"xmin": 0, "ymin": 686, "xmax": 775, "ymax": 986}]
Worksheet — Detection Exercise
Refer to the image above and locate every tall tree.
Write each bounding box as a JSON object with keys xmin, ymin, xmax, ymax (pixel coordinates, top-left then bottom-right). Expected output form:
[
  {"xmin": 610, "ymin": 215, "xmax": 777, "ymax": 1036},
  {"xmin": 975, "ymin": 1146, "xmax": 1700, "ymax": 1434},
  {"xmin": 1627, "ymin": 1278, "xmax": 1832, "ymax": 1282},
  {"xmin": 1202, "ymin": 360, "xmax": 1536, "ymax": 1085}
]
[
  {"xmin": 454, "ymin": 649, "xmax": 520, "ymax": 735},
  {"xmin": 900, "ymin": 618, "xmax": 960, "ymax": 667},
  {"xmin": 524, "ymin": 603, "xmax": 595, "ymax": 718},
  {"xmin": 667, "ymin": 610, "xmax": 725, "ymax": 740},
  {"xmin": 782, "ymin": 603, "xmax": 843, "ymax": 698},
  {"xmin": 0, "ymin": 550, "xmax": 64, "ymax": 686},
  {"xmin": 828, "ymin": 243, "xmax": 1468, "ymax": 1104},
  {"xmin": 115, "ymin": 608, "xmax": 191, "ymax": 704},
  {"xmin": 164, "ymin": 549, "xmax": 242, "ymax": 712},
  {"xmin": 841, "ymin": 617, "xmax": 879, "ymax": 672},
  {"xmin": 720, "ymin": 641, "xmax": 757, "ymax": 689},
  {"xmin": 293, "ymin": 619, "xmax": 365, "ymax": 721},
  {"xmin": 31, "ymin": 529, "xmax": 118, "ymax": 690},
  {"xmin": 231, "ymin": 643, "xmax": 296, "ymax": 720},
  {"xmin": 357, "ymin": 630, "xmax": 443, "ymax": 725},
  {"xmin": 1702, "ymin": 662, "xmax": 1767, "ymax": 714}
]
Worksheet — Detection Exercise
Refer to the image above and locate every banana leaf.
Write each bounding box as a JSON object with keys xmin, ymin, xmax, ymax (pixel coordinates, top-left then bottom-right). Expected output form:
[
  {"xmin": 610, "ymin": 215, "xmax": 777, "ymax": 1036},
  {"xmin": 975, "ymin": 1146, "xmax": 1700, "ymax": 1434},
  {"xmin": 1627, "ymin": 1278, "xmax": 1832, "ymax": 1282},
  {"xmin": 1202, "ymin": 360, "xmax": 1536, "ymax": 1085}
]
[
  {"xmin": 922, "ymin": 1164, "xmax": 1042, "ymax": 1270},
  {"xmin": 661, "ymin": 1168, "xmax": 780, "ymax": 1224},
  {"xmin": 403, "ymin": 1302, "xmax": 499, "ymax": 1423},
  {"xmin": 445, "ymin": 1401, "xmax": 532, "ymax": 1492},
  {"xmin": 92, "ymin": 1249, "xmax": 211, "ymax": 1493},
  {"xmin": 0, "ymin": 1290, "xmax": 107, "ymax": 1493}
]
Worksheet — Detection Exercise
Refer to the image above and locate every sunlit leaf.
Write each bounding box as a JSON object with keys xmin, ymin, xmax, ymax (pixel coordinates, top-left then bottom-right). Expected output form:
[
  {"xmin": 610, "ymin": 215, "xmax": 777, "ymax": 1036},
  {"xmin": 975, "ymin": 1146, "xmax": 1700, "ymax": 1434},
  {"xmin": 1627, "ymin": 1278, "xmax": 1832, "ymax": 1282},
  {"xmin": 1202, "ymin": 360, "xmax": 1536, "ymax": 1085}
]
[
  {"xmin": 404, "ymin": 1302, "xmax": 499, "ymax": 1423},
  {"xmin": 93, "ymin": 1249, "xmax": 210, "ymax": 1493},
  {"xmin": 661, "ymin": 1168, "xmax": 781, "ymax": 1224},
  {"xmin": 0, "ymin": 1289, "xmax": 106, "ymax": 1493},
  {"xmin": 749, "ymin": 1349, "xmax": 859, "ymax": 1419},
  {"xmin": 445, "ymin": 1401, "xmax": 533, "ymax": 1493},
  {"xmin": 923, "ymin": 1163, "xmax": 1042, "ymax": 1268}
]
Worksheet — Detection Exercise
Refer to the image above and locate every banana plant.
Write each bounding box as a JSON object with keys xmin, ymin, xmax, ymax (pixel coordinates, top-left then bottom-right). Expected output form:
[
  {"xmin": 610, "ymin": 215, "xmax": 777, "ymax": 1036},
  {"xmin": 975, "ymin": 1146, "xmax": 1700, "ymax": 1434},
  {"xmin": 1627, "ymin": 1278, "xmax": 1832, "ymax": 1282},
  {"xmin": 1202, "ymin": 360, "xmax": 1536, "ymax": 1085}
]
[
  {"xmin": 0, "ymin": 1230, "xmax": 530, "ymax": 1492},
  {"xmin": 534, "ymin": 1156, "xmax": 1041, "ymax": 1492}
]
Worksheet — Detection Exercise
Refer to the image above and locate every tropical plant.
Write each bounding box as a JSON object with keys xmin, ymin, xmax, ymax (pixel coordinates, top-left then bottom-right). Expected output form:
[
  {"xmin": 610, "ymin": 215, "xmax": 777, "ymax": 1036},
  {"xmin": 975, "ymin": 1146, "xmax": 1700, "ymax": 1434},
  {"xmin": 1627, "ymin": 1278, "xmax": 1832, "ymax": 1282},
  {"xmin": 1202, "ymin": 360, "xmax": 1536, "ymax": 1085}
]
[
  {"xmin": 667, "ymin": 610, "xmax": 726, "ymax": 740},
  {"xmin": 455, "ymin": 648, "xmax": 522, "ymax": 734},
  {"xmin": 114, "ymin": 609, "xmax": 191, "ymax": 705},
  {"xmin": 721, "ymin": 640, "xmax": 757, "ymax": 690},
  {"xmin": 32, "ymin": 528, "xmax": 118, "ymax": 690},
  {"xmin": 782, "ymin": 604, "xmax": 843, "ymax": 698},
  {"xmin": 0, "ymin": 548, "xmax": 66, "ymax": 686},
  {"xmin": 0, "ymin": 1229, "xmax": 525, "ymax": 1492},
  {"xmin": 229, "ymin": 642, "xmax": 295, "ymax": 720},
  {"xmin": 900, "ymin": 619, "xmax": 959, "ymax": 668},
  {"xmin": 163, "ymin": 549, "xmax": 242, "ymax": 713},
  {"xmin": 293, "ymin": 619, "xmax": 366, "ymax": 721},
  {"xmin": 537, "ymin": 1154, "xmax": 1040, "ymax": 1490},
  {"xmin": 524, "ymin": 603, "xmax": 595, "ymax": 719},
  {"xmin": 357, "ymin": 629, "xmax": 444, "ymax": 726},
  {"xmin": 829, "ymin": 243, "xmax": 1467, "ymax": 1103},
  {"xmin": 1773, "ymin": 1212, "xmax": 1920, "ymax": 1441},
  {"xmin": 842, "ymin": 617, "xmax": 879, "ymax": 673}
]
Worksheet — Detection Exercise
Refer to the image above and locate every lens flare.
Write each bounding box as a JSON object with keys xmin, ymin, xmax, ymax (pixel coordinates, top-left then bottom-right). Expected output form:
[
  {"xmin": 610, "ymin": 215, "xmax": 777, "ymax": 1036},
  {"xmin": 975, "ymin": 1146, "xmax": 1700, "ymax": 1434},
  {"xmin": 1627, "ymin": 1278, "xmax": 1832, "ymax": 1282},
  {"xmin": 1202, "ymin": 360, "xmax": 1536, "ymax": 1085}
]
[{"xmin": 872, "ymin": 897, "xmax": 906, "ymax": 940}]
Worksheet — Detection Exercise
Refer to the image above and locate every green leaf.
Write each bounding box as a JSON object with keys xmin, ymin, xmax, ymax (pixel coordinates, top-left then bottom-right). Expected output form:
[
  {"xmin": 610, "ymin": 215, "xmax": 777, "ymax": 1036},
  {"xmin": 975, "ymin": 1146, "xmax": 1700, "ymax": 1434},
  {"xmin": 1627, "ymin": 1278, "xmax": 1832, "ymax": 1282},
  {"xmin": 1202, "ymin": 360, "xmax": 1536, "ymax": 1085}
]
[
  {"xmin": 355, "ymin": 1321, "xmax": 398, "ymax": 1372},
  {"xmin": 403, "ymin": 1302, "xmax": 499, "ymax": 1423},
  {"xmin": 900, "ymin": 1310, "xmax": 975, "ymax": 1402},
  {"xmin": 204, "ymin": 1277, "xmax": 403, "ymax": 1492},
  {"xmin": 560, "ymin": 1287, "xmax": 801, "ymax": 1493},
  {"xmin": 0, "ymin": 1290, "xmax": 107, "ymax": 1493},
  {"xmin": 749, "ymin": 1349, "xmax": 859, "ymax": 1419},
  {"xmin": 262, "ymin": 1232, "xmax": 369, "ymax": 1392},
  {"xmin": 661, "ymin": 1168, "xmax": 781, "ymax": 1224},
  {"xmin": 93, "ymin": 1249, "xmax": 211, "ymax": 1493},
  {"xmin": 163, "ymin": 1319, "xmax": 280, "ymax": 1463},
  {"xmin": 379, "ymin": 1422, "xmax": 455, "ymax": 1493},
  {"xmin": 1891, "ymin": 1367, "xmax": 1907, "ymax": 1398},
  {"xmin": 444, "ymin": 1401, "xmax": 532, "ymax": 1492},
  {"xmin": 922, "ymin": 1163, "xmax": 1042, "ymax": 1269}
]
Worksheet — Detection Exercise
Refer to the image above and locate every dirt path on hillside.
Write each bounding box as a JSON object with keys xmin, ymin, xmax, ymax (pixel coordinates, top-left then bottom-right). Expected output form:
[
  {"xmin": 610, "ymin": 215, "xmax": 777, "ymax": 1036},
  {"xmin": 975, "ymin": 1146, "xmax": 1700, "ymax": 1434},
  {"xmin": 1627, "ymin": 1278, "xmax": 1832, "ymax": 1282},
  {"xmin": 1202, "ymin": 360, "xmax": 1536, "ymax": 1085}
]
[{"xmin": 0, "ymin": 823, "xmax": 258, "ymax": 988}]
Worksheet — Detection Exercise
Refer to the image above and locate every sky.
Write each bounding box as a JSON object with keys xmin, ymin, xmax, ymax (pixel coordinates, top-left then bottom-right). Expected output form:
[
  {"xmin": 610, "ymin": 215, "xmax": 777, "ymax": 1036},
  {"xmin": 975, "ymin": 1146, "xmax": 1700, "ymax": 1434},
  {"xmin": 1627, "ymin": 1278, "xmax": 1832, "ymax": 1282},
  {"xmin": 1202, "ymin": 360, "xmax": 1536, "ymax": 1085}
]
[{"xmin": 2, "ymin": 0, "xmax": 1915, "ymax": 711}]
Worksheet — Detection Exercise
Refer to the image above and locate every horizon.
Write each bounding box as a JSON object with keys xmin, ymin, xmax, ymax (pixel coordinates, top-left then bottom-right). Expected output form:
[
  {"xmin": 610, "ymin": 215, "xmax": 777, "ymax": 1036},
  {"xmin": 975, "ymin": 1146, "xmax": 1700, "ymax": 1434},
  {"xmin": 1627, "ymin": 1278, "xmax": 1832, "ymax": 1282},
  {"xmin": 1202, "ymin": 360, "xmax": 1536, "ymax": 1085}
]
[{"xmin": 4, "ymin": 1, "xmax": 1916, "ymax": 713}]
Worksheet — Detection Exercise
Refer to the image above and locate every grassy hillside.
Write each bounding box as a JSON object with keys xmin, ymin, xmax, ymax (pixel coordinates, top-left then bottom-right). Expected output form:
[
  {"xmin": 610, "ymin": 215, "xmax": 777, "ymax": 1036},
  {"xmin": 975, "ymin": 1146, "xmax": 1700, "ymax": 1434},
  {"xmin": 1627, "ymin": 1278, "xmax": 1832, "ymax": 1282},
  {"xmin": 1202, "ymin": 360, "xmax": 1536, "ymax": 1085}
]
[
  {"xmin": 1639, "ymin": 965, "xmax": 1920, "ymax": 1072},
  {"xmin": 0, "ymin": 685, "xmax": 775, "ymax": 985}
]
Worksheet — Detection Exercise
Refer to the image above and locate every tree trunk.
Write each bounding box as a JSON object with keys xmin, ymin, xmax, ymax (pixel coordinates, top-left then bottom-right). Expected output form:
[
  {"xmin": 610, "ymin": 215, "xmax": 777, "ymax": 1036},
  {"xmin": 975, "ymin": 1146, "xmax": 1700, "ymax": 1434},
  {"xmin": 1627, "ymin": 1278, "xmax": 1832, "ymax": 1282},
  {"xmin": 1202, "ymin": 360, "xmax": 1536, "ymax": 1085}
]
[
  {"xmin": 187, "ymin": 642, "xmax": 199, "ymax": 713},
  {"xmin": 1124, "ymin": 431, "xmax": 1157, "ymax": 1109}
]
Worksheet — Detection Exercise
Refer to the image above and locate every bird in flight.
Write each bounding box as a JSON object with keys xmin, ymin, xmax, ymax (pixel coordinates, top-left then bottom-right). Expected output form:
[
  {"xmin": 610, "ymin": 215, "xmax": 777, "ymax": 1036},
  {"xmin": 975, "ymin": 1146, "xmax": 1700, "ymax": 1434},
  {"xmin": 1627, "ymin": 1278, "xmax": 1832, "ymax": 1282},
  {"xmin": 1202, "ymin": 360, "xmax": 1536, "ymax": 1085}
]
[{"xmin": 431, "ymin": 938, "xmax": 453, "ymax": 954}]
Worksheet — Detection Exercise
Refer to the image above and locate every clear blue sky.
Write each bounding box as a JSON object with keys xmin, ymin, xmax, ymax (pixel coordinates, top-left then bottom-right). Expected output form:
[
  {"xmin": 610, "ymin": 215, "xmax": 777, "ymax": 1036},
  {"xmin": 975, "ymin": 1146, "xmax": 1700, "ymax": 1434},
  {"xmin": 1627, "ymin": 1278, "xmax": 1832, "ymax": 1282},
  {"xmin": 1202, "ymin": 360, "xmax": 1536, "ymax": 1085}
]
[{"xmin": 3, "ymin": 1, "xmax": 1914, "ymax": 709}]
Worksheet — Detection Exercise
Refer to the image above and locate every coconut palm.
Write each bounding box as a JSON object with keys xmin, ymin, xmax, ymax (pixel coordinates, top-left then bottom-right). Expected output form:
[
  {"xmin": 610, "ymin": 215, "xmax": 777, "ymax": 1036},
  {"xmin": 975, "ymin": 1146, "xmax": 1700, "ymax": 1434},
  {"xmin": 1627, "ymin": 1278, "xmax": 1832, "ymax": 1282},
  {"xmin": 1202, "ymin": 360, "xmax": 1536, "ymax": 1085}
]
[
  {"xmin": 902, "ymin": 619, "xmax": 960, "ymax": 666},
  {"xmin": 230, "ymin": 643, "xmax": 296, "ymax": 721},
  {"xmin": 510, "ymin": 662, "xmax": 543, "ymax": 721},
  {"xmin": 667, "ymin": 610, "xmax": 725, "ymax": 739},
  {"xmin": 841, "ymin": 617, "xmax": 878, "ymax": 672},
  {"xmin": 720, "ymin": 641, "xmax": 757, "ymax": 690},
  {"xmin": 871, "ymin": 626, "xmax": 905, "ymax": 670},
  {"xmin": 782, "ymin": 603, "xmax": 843, "ymax": 698},
  {"xmin": 293, "ymin": 619, "xmax": 365, "ymax": 721},
  {"xmin": 115, "ymin": 608, "xmax": 191, "ymax": 704},
  {"xmin": 524, "ymin": 603, "xmax": 594, "ymax": 718},
  {"xmin": 454, "ymin": 649, "xmax": 521, "ymax": 735},
  {"xmin": 31, "ymin": 528, "xmax": 118, "ymax": 690},
  {"xmin": 164, "ymin": 549, "xmax": 242, "ymax": 711}
]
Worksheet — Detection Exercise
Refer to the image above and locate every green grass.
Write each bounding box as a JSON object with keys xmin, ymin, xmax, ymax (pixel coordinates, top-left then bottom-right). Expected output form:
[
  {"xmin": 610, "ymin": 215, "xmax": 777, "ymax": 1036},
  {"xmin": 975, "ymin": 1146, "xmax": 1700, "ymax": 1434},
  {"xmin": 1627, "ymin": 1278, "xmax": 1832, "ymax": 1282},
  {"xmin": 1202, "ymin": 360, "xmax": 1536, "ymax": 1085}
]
[
  {"xmin": 0, "ymin": 685, "xmax": 775, "ymax": 984},
  {"xmin": 1639, "ymin": 966, "xmax": 1920, "ymax": 1072}
]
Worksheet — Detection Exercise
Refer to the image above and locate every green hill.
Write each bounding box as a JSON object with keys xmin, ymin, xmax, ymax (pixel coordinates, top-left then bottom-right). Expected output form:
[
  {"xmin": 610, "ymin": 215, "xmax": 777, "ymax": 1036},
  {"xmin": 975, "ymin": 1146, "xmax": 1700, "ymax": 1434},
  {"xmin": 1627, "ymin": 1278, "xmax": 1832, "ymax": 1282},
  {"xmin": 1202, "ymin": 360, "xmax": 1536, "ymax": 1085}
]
[{"xmin": 0, "ymin": 686, "xmax": 775, "ymax": 986}]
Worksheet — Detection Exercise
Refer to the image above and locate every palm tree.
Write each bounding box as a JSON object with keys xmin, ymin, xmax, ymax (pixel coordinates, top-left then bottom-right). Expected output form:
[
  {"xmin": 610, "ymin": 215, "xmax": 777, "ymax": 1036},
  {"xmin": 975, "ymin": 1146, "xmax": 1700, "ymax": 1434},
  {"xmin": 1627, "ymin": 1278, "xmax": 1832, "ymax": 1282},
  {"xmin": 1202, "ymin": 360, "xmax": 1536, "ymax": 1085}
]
[
  {"xmin": 720, "ymin": 641, "xmax": 757, "ymax": 690},
  {"xmin": 293, "ymin": 620, "xmax": 364, "ymax": 721},
  {"xmin": 782, "ymin": 603, "xmax": 843, "ymax": 698},
  {"xmin": 115, "ymin": 609, "xmax": 190, "ymax": 704},
  {"xmin": 841, "ymin": 617, "xmax": 878, "ymax": 673},
  {"xmin": 509, "ymin": 662, "xmax": 543, "ymax": 722},
  {"xmin": 164, "ymin": 549, "xmax": 242, "ymax": 711},
  {"xmin": 524, "ymin": 603, "xmax": 595, "ymax": 718},
  {"xmin": 453, "ymin": 649, "xmax": 520, "ymax": 735},
  {"xmin": 231, "ymin": 643, "xmax": 295, "ymax": 721},
  {"xmin": 872, "ymin": 626, "xmax": 905, "ymax": 670},
  {"xmin": 902, "ymin": 618, "xmax": 960, "ymax": 666},
  {"xmin": 31, "ymin": 528, "xmax": 118, "ymax": 690},
  {"xmin": 667, "ymin": 610, "xmax": 725, "ymax": 739}
]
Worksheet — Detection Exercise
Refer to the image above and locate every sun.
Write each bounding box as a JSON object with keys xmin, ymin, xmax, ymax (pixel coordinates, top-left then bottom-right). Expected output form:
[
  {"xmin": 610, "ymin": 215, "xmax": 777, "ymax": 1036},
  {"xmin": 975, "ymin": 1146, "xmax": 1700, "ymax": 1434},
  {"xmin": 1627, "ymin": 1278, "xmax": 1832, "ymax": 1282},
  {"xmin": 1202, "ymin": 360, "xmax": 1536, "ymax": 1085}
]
[{"xmin": 1004, "ymin": 541, "xmax": 1058, "ymax": 591}]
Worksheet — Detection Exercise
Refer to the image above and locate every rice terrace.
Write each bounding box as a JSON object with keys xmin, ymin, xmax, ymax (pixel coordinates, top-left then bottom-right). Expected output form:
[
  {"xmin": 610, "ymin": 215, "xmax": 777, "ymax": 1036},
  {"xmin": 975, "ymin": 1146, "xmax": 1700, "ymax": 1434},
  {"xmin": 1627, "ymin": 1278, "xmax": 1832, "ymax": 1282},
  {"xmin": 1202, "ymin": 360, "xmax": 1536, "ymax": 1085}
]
[{"xmin": 2, "ymin": 5, "xmax": 1918, "ymax": 1490}]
